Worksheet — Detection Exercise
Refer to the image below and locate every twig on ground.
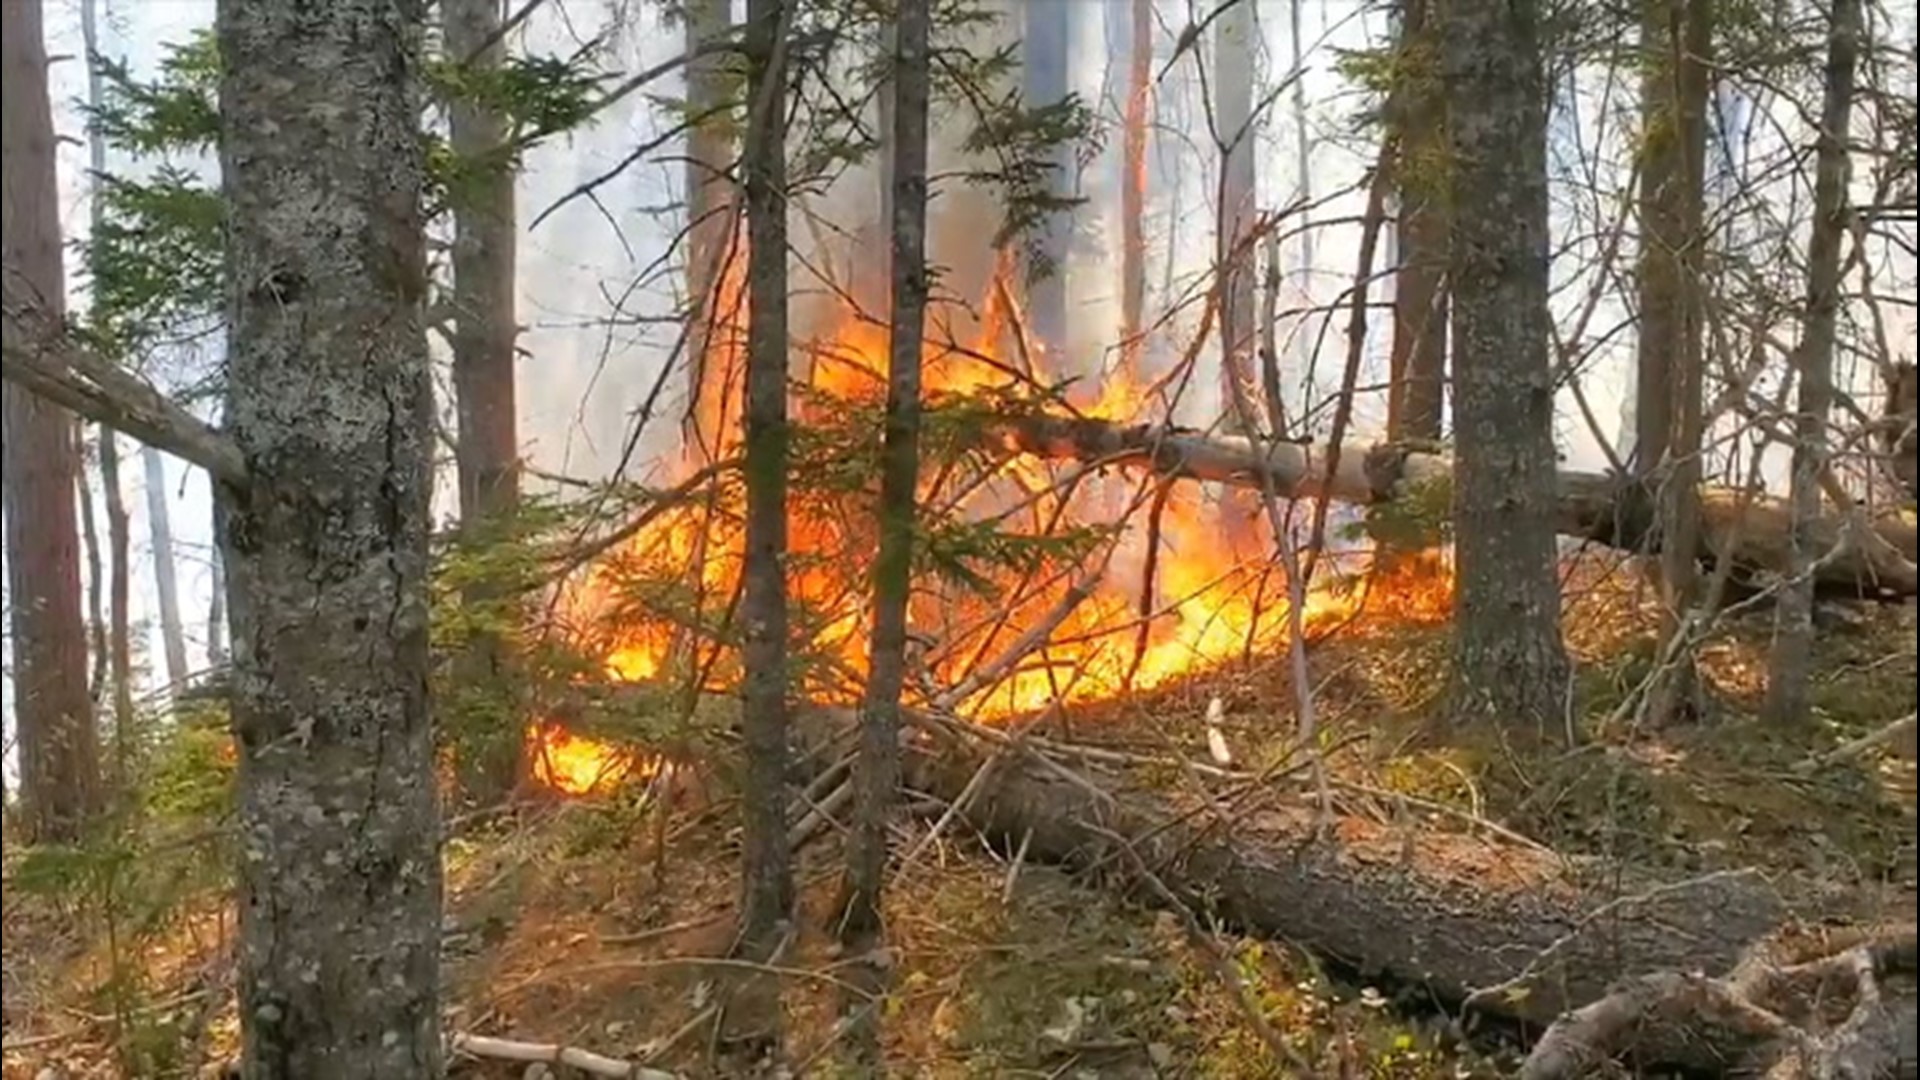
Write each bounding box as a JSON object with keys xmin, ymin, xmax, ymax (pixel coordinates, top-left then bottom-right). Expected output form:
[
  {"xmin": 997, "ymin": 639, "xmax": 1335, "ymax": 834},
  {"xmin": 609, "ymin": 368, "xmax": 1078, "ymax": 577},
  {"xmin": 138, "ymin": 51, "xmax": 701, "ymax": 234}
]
[{"xmin": 450, "ymin": 1032, "xmax": 680, "ymax": 1079}]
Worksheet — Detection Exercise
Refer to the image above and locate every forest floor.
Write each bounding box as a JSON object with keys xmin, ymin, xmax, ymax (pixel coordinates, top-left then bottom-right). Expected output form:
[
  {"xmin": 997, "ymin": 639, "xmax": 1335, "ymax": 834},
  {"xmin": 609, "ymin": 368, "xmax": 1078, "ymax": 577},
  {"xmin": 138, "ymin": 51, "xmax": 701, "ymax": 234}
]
[{"xmin": 3, "ymin": 552, "xmax": 1915, "ymax": 1079}]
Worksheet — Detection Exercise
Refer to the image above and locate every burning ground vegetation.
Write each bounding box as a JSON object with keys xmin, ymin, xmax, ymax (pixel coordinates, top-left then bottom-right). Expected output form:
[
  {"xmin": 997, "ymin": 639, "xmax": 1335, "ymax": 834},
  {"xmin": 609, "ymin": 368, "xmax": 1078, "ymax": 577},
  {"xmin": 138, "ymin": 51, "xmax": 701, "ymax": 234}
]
[{"xmin": 5, "ymin": 294, "xmax": 1917, "ymax": 1079}]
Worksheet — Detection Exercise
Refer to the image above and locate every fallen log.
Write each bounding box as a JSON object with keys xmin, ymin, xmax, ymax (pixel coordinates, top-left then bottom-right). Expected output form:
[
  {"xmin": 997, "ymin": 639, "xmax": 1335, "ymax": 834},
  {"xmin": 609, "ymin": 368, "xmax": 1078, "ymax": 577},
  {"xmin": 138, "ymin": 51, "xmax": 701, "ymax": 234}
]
[
  {"xmin": 1002, "ymin": 417, "xmax": 1919, "ymax": 599},
  {"xmin": 775, "ymin": 703, "xmax": 1911, "ymax": 1076}
]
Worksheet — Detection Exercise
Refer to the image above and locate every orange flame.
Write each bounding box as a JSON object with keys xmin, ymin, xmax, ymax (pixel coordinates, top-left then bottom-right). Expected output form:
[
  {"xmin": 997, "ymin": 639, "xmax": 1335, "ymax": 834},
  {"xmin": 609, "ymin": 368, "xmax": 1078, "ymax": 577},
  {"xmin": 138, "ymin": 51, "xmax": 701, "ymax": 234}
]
[
  {"xmin": 526, "ymin": 261, "xmax": 1457, "ymax": 792},
  {"xmin": 527, "ymin": 721, "xmax": 641, "ymax": 796}
]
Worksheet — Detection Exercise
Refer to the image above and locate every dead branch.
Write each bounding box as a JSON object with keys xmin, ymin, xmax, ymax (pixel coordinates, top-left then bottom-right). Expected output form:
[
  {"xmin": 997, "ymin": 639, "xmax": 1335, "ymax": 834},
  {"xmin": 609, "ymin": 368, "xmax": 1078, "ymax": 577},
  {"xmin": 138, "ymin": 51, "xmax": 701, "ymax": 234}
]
[
  {"xmin": 449, "ymin": 1032, "xmax": 681, "ymax": 1078},
  {"xmin": 1520, "ymin": 924, "xmax": 1918, "ymax": 1079},
  {"xmin": 1, "ymin": 302, "xmax": 248, "ymax": 487},
  {"xmin": 1805, "ymin": 712, "xmax": 1919, "ymax": 768}
]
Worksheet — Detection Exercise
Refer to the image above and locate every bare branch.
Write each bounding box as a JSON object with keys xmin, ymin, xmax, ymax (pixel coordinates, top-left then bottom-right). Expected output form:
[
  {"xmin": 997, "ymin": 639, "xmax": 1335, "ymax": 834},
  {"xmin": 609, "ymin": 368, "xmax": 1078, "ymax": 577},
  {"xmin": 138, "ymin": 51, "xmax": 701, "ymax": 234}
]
[{"xmin": 1, "ymin": 302, "xmax": 247, "ymax": 487}]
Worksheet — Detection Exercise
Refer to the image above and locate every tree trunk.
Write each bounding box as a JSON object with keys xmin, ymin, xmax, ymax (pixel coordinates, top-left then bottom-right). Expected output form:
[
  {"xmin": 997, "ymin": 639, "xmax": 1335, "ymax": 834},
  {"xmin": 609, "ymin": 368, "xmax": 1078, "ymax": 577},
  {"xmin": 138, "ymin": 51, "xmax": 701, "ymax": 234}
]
[
  {"xmin": 83, "ymin": 0, "xmax": 139, "ymax": 779},
  {"xmin": 100, "ymin": 432, "xmax": 136, "ymax": 773},
  {"xmin": 1884, "ymin": 362, "xmax": 1916, "ymax": 501},
  {"xmin": 1636, "ymin": 0, "xmax": 1714, "ymax": 726},
  {"xmin": 3, "ymin": 0, "xmax": 103, "ymax": 844},
  {"xmin": 205, "ymin": 539, "xmax": 226, "ymax": 669},
  {"xmin": 143, "ymin": 444, "xmax": 190, "ymax": 695},
  {"xmin": 445, "ymin": 0, "xmax": 526, "ymax": 807},
  {"xmin": 1439, "ymin": 0, "xmax": 1572, "ymax": 738},
  {"xmin": 217, "ymin": 0, "xmax": 442, "ymax": 1072},
  {"xmin": 683, "ymin": 0, "xmax": 735, "ymax": 463},
  {"xmin": 1387, "ymin": 0, "xmax": 1447, "ymax": 442},
  {"xmin": 78, "ymin": 427, "xmax": 109, "ymax": 709},
  {"xmin": 1022, "ymin": 0, "xmax": 1072, "ymax": 364},
  {"xmin": 1115, "ymin": 0, "xmax": 1151, "ymax": 378},
  {"xmin": 838, "ymin": 0, "xmax": 930, "ymax": 1057},
  {"xmin": 726, "ymin": 0, "xmax": 795, "ymax": 1061},
  {"xmin": 1215, "ymin": 0, "xmax": 1260, "ymax": 437},
  {"xmin": 1766, "ymin": 0, "xmax": 1859, "ymax": 727}
]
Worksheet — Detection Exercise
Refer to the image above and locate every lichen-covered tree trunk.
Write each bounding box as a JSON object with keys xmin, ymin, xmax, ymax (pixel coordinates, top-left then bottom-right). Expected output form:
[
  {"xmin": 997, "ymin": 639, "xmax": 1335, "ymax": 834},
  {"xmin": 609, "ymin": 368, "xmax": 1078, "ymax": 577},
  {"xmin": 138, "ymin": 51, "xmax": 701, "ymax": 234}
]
[
  {"xmin": 1387, "ymin": 0, "xmax": 1447, "ymax": 442},
  {"xmin": 1439, "ymin": 0, "xmax": 1572, "ymax": 737},
  {"xmin": 838, "ymin": 0, "xmax": 930, "ymax": 1058},
  {"xmin": 1636, "ymin": 0, "xmax": 1714, "ymax": 725},
  {"xmin": 3, "ymin": 0, "xmax": 103, "ymax": 844},
  {"xmin": 445, "ymin": 0, "xmax": 526, "ymax": 806},
  {"xmin": 727, "ymin": 0, "xmax": 794, "ymax": 1060},
  {"xmin": 683, "ymin": 0, "xmax": 735, "ymax": 462},
  {"xmin": 217, "ymin": 0, "xmax": 441, "ymax": 1073},
  {"xmin": 1766, "ymin": 0, "xmax": 1859, "ymax": 727}
]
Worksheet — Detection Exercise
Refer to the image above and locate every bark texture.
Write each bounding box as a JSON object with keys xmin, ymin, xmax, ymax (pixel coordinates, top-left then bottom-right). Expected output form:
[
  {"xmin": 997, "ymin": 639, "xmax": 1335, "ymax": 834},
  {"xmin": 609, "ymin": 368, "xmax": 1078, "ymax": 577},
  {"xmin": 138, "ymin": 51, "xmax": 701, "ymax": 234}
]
[
  {"xmin": 445, "ymin": 0, "xmax": 526, "ymax": 805},
  {"xmin": 1438, "ymin": 0, "xmax": 1572, "ymax": 737},
  {"xmin": 727, "ymin": 0, "xmax": 794, "ymax": 1058},
  {"xmin": 217, "ymin": 0, "xmax": 441, "ymax": 1073},
  {"xmin": 1388, "ymin": 0, "xmax": 1447, "ymax": 442},
  {"xmin": 1766, "ymin": 0, "xmax": 1859, "ymax": 727},
  {"xmin": 3, "ymin": 0, "xmax": 103, "ymax": 844},
  {"xmin": 839, "ymin": 0, "xmax": 931, "ymax": 1054}
]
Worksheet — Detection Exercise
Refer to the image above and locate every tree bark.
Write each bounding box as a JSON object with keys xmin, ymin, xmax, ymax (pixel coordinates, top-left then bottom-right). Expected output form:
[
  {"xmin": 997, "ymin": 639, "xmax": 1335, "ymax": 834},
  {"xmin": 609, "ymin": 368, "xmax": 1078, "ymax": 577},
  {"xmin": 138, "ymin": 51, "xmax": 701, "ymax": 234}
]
[
  {"xmin": 445, "ymin": 0, "xmax": 527, "ymax": 806},
  {"xmin": 838, "ymin": 0, "xmax": 930, "ymax": 1057},
  {"xmin": 1637, "ymin": 0, "xmax": 1714, "ymax": 726},
  {"xmin": 1387, "ymin": 0, "xmax": 1447, "ymax": 442},
  {"xmin": 1884, "ymin": 362, "xmax": 1916, "ymax": 501},
  {"xmin": 217, "ymin": 0, "xmax": 441, "ymax": 1073},
  {"xmin": 999, "ymin": 417, "xmax": 1919, "ymax": 598},
  {"xmin": 3, "ymin": 0, "xmax": 103, "ymax": 844},
  {"xmin": 1767, "ymin": 0, "xmax": 1860, "ymax": 727},
  {"xmin": 727, "ymin": 0, "xmax": 795, "ymax": 1060},
  {"xmin": 143, "ymin": 444, "xmax": 190, "ymax": 695},
  {"xmin": 100, "ymin": 432, "xmax": 136, "ymax": 773},
  {"xmin": 78, "ymin": 427, "xmax": 109, "ymax": 711},
  {"xmin": 205, "ymin": 539, "xmax": 227, "ymax": 669},
  {"xmin": 1439, "ymin": 0, "xmax": 1573, "ymax": 738},
  {"xmin": 683, "ymin": 0, "xmax": 735, "ymax": 463},
  {"xmin": 1215, "ymin": 0, "xmax": 1260, "ymax": 438}
]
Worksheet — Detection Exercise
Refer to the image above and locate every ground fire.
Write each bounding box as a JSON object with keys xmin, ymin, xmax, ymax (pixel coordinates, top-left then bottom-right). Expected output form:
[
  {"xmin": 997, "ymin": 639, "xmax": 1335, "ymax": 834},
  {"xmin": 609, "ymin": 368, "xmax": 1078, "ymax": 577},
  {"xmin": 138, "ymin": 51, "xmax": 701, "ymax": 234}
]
[{"xmin": 524, "ymin": 276, "xmax": 1458, "ymax": 796}]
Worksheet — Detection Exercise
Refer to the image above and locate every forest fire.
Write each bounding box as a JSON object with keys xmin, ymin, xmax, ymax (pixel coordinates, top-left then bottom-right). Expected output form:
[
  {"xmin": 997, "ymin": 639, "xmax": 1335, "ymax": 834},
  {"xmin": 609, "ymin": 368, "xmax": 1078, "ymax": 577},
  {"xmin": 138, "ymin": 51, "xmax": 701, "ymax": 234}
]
[
  {"xmin": 526, "ymin": 721, "xmax": 642, "ymax": 795},
  {"xmin": 525, "ymin": 280, "xmax": 1457, "ymax": 794}
]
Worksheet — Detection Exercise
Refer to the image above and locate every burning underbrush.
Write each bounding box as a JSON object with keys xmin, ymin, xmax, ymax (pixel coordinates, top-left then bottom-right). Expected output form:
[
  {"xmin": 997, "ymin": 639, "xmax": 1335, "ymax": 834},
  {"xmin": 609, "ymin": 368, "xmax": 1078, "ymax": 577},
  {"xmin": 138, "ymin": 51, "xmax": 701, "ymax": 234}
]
[{"xmin": 520, "ymin": 290, "xmax": 1459, "ymax": 797}]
